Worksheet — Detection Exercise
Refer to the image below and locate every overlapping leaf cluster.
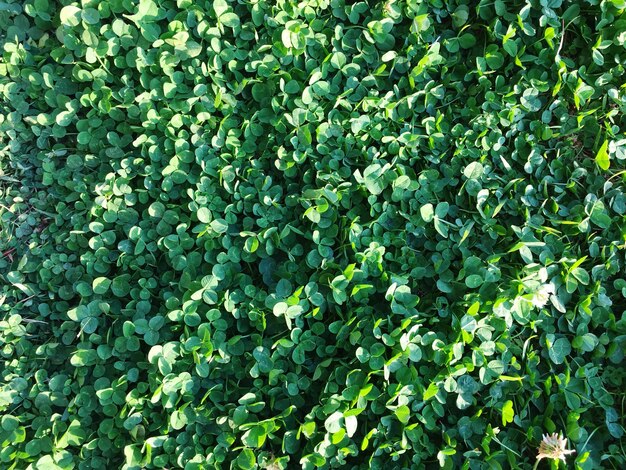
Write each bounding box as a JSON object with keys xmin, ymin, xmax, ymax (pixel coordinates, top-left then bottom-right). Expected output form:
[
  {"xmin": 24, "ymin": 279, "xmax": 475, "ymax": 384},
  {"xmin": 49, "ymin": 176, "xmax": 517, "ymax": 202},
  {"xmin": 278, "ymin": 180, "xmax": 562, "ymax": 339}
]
[{"xmin": 1, "ymin": 0, "xmax": 626, "ymax": 468}]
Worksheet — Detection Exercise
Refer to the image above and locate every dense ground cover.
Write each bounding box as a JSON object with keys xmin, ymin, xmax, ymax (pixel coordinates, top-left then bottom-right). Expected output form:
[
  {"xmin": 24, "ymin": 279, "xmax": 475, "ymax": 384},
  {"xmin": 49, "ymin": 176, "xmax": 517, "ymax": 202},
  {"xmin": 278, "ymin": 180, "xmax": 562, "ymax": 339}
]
[{"xmin": 1, "ymin": 0, "xmax": 626, "ymax": 468}]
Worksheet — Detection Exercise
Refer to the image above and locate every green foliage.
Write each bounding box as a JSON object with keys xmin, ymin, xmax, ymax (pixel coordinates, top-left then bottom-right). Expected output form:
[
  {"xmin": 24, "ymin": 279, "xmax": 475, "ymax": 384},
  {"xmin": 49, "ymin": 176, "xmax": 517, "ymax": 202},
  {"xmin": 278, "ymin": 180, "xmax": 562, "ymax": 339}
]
[{"xmin": 1, "ymin": 0, "xmax": 626, "ymax": 469}]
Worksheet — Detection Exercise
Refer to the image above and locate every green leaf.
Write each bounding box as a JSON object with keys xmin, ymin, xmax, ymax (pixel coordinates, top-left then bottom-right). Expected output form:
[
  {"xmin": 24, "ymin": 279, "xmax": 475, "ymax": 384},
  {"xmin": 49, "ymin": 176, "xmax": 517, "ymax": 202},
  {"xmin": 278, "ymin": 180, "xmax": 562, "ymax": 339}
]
[
  {"xmin": 213, "ymin": 0, "xmax": 229, "ymax": 17},
  {"xmin": 244, "ymin": 237, "xmax": 259, "ymax": 253},
  {"xmin": 465, "ymin": 274, "xmax": 483, "ymax": 288},
  {"xmin": 395, "ymin": 405, "xmax": 410, "ymax": 424},
  {"xmin": 435, "ymin": 202, "xmax": 449, "ymax": 218},
  {"xmin": 236, "ymin": 449, "xmax": 256, "ymax": 469},
  {"xmin": 485, "ymin": 48, "xmax": 504, "ymax": 69},
  {"xmin": 211, "ymin": 219, "xmax": 229, "ymax": 233},
  {"xmin": 56, "ymin": 111, "xmax": 73, "ymax": 126},
  {"xmin": 220, "ymin": 12, "xmax": 240, "ymax": 28},
  {"xmin": 124, "ymin": 0, "xmax": 159, "ymax": 24},
  {"xmin": 331, "ymin": 52, "xmax": 347, "ymax": 68},
  {"xmin": 1, "ymin": 415, "xmax": 19, "ymax": 431},
  {"xmin": 345, "ymin": 414, "xmax": 358, "ymax": 438},
  {"xmin": 351, "ymin": 115, "xmax": 370, "ymax": 134},
  {"xmin": 463, "ymin": 162, "xmax": 484, "ymax": 179},
  {"xmin": 60, "ymin": 5, "xmax": 81, "ymax": 26},
  {"xmin": 197, "ymin": 207, "xmax": 211, "ymax": 223},
  {"xmin": 420, "ymin": 203, "xmax": 434, "ymax": 222},
  {"xmin": 434, "ymin": 217, "xmax": 449, "ymax": 238},
  {"xmin": 501, "ymin": 400, "xmax": 514, "ymax": 426},
  {"xmin": 81, "ymin": 8, "xmax": 100, "ymax": 25},
  {"xmin": 93, "ymin": 277, "xmax": 111, "ymax": 295},
  {"xmin": 596, "ymin": 140, "xmax": 610, "ymax": 170},
  {"xmin": 284, "ymin": 80, "xmax": 300, "ymax": 94},
  {"xmin": 458, "ymin": 33, "xmax": 476, "ymax": 48},
  {"xmin": 324, "ymin": 411, "xmax": 343, "ymax": 433},
  {"xmin": 423, "ymin": 383, "xmax": 439, "ymax": 401},
  {"xmin": 57, "ymin": 420, "xmax": 86, "ymax": 448},
  {"xmin": 520, "ymin": 89, "xmax": 542, "ymax": 112},
  {"xmin": 548, "ymin": 336, "xmax": 571, "ymax": 365},
  {"xmin": 363, "ymin": 164, "xmax": 387, "ymax": 195},
  {"xmin": 241, "ymin": 425, "xmax": 266, "ymax": 448},
  {"xmin": 34, "ymin": 0, "xmax": 48, "ymax": 12}
]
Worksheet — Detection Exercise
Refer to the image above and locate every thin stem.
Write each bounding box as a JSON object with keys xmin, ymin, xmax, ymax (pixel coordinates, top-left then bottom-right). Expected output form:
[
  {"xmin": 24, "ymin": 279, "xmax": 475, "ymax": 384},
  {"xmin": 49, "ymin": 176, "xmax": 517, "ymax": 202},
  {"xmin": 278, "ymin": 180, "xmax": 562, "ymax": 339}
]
[{"xmin": 555, "ymin": 19, "xmax": 565, "ymax": 59}]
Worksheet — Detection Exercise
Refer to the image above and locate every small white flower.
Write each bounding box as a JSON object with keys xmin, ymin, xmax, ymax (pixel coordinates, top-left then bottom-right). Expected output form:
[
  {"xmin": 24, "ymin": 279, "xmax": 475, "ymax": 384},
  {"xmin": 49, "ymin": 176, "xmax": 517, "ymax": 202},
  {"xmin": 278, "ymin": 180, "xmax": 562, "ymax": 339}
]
[
  {"xmin": 536, "ymin": 432, "xmax": 575, "ymax": 462},
  {"xmin": 532, "ymin": 284, "xmax": 554, "ymax": 309}
]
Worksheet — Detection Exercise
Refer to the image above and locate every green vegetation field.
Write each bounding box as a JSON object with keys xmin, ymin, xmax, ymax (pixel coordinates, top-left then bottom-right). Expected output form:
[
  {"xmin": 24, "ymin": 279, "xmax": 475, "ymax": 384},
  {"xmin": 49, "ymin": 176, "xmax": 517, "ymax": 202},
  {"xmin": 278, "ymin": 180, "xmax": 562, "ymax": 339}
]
[{"xmin": 1, "ymin": 0, "xmax": 626, "ymax": 469}]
